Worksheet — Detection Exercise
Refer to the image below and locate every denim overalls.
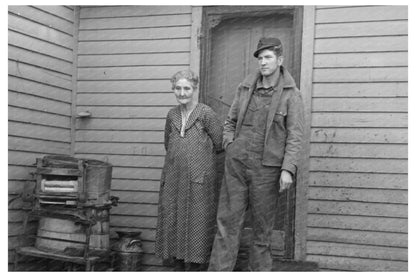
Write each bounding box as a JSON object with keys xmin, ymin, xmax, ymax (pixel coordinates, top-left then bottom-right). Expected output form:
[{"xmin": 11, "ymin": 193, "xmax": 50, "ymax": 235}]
[{"xmin": 209, "ymin": 86, "xmax": 280, "ymax": 271}]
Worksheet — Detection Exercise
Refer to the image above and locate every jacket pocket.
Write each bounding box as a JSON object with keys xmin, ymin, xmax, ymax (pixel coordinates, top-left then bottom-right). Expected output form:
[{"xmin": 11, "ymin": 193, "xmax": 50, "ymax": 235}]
[
  {"xmin": 242, "ymin": 102, "xmax": 257, "ymax": 126},
  {"xmin": 273, "ymin": 110, "xmax": 287, "ymax": 130}
]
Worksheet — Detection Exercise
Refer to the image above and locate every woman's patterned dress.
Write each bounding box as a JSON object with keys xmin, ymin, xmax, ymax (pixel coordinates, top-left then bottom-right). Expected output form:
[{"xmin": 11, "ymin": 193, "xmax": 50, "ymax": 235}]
[{"xmin": 155, "ymin": 103, "xmax": 223, "ymax": 263}]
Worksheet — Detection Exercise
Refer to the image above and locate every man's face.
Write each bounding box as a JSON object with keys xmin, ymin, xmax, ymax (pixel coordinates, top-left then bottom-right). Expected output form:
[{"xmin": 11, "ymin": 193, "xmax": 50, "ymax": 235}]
[{"xmin": 257, "ymin": 49, "xmax": 283, "ymax": 77}]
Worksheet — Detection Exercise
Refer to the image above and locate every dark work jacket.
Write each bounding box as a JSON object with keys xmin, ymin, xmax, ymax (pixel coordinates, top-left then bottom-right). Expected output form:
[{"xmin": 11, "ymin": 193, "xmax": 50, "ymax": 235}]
[{"xmin": 223, "ymin": 66, "xmax": 305, "ymax": 175}]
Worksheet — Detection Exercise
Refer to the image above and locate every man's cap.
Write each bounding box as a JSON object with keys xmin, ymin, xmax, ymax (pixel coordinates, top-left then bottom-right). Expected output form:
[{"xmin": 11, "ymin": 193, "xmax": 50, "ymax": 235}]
[{"xmin": 253, "ymin": 37, "xmax": 282, "ymax": 58}]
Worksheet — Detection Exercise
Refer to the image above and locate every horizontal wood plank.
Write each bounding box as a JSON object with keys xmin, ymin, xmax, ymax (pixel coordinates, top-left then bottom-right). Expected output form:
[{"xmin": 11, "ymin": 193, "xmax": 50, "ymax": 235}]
[
  {"xmin": 315, "ymin": 6, "xmax": 408, "ymax": 23},
  {"xmin": 306, "ymin": 254, "xmax": 407, "ymax": 271},
  {"xmin": 112, "ymin": 167, "xmax": 162, "ymax": 180},
  {"xmin": 75, "ymin": 142, "xmax": 165, "ymax": 155},
  {"xmin": 9, "ymin": 122, "xmax": 71, "ymax": 143},
  {"xmin": 77, "ymin": 93, "xmax": 177, "ymax": 106},
  {"xmin": 311, "ymin": 113, "xmax": 407, "ymax": 128},
  {"xmin": 8, "ymin": 13, "xmax": 73, "ymax": 47},
  {"xmin": 9, "ymin": 106, "xmax": 71, "ymax": 129},
  {"xmin": 314, "ymin": 36, "xmax": 408, "ymax": 53},
  {"xmin": 79, "ymin": 14, "xmax": 191, "ymax": 29},
  {"xmin": 8, "ymin": 236, "xmax": 35, "ymax": 250},
  {"xmin": 76, "ymin": 130, "xmax": 164, "ymax": 143},
  {"xmin": 308, "ymin": 200, "xmax": 407, "ymax": 218},
  {"xmin": 310, "ymin": 143, "xmax": 407, "ymax": 159},
  {"xmin": 8, "ymin": 31, "xmax": 73, "ymax": 62},
  {"xmin": 312, "ymin": 98, "xmax": 407, "ymax": 113},
  {"xmin": 78, "ymin": 65, "xmax": 187, "ymax": 80},
  {"xmin": 307, "ymin": 227, "xmax": 407, "ymax": 248},
  {"xmin": 308, "ymin": 187, "xmax": 407, "ymax": 204},
  {"xmin": 310, "ymin": 157, "xmax": 407, "ymax": 174},
  {"xmin": 8, "ymin": 222, "xmax": 37, "ymax": 237},
  {"xmin": 307, "ymin": 241, "xmax": 407, "ymax": 261},
  {"xmin": 309, "ymin": 172, "xmax": 407, "ymax": 190},
  {"xmin": 9, "ymin": 46, "xmax": 72, "ymax": 75},
  {"xmin": 8, "ymin": 180, "xmax": 30, "ymax": 194},
  {"xmin": 80, "ymin": 6, "xmax": 191, "ymax": 18},
  {"xmin": 77, "ymin": 80, "xmax": 172, "ymax": 93},
  {"xmin": 9, "ymin": 151, "xmax": 56, "ymax": 166},
  {"xmin": 8, "ymin": 6, "xmax": 73, "ymax": 34},
  {"xmin": 9, "ymin": 91, "xmax": 71, "ymax": 116},
  {"xmin": 75, "ymin": 154, "xmax": 165, "ymax": 168},
  {"xmin": 314, "ymin": 52, "xmax": 408, "ymax": 68},
  {"xmin": 313, "ymin": 82, "xmax": 408, "ymax": 97},
  {"xmin": 78, "ymin": 38, "xmax": 190, "ymax": 54},
  {"xmin": 313, "ymin": 67, "xmax": 407, "ymax": 82},
  {"xmin": 75, "ymin": 106, "xmax": 171, "ymax": 118},
  {"xmin": 32, "ymin": 5, "xmax": 74, "ymax": 22},
  {"xmin": 79, "ymin": 26, "xmax": 191, "ymax": 41},
  {"xmin": 315, "ymin": 20, "xmax": 407, "ymax": 38},
  {"xmin": 76, "ymin": 118, "xmax": 166, "ymax": 131},
  {"xmin": 310, "ymin": 128, "xmax": 407, "ymax": 144},
  {"xmin": 110, "ymin": 215, "xmax": 157, "ymax": 229},
  {"xmin": 8, "ymin": 165, "xmax": 35, "ymax": 180},
  {"xmin": 307, "ymin": 214, "xmax": 407, "ymax": 233},
  {"xmin": 78, "ymin": 52, "xmax": 189, "ymax": 67},
  {"xmin": 110, "ymin": 179, "xmax": 160, "ymax": 192},
  {"xmin": 9, "ymin": 76, "xmax": 72, "ymax": 102},
  {"xmin": 141, "ymin": 241, "xmax": 156, "ymax": 254},
  {"xmin": 111, "ymin": 203, "xmax": 158, "ymax": 217},
  {"xmin": 112, "ymin": 190, "xmax": 159, "ymax": 204},
  {"xmin": 8, "ymin": 60, "xmax": 72, "ymax": 90}
]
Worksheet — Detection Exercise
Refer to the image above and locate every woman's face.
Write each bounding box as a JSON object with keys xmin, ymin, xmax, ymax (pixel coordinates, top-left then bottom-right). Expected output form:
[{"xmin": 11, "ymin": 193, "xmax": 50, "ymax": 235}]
[{"xmin": 173, "ymin": 78, "xmax": 194, "ymax": 105}]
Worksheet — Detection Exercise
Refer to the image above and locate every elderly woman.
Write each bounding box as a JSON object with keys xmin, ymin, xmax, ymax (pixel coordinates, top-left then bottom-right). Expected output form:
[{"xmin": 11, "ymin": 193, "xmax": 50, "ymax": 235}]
[{"xmin": 155, "ymin": 70, "xmax": 223, "ymax": 271}]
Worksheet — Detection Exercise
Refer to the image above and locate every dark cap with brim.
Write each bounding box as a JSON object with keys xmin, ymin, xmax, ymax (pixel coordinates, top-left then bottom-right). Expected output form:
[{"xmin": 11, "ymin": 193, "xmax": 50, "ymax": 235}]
[{"xmin": 253, "ymin": 37, "xmax": 282, "ymax": 58}]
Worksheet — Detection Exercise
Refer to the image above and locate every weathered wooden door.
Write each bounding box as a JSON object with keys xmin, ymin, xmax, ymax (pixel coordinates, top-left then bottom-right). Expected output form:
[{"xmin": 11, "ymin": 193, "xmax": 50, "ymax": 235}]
[{"xmin": 202, "ymin": 8, "xmax": 302, "ymax": 260}]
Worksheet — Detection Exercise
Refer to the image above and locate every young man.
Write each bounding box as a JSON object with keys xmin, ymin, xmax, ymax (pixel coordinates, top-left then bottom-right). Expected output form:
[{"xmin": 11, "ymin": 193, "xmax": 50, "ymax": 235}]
[{"xmin": 208, "ymin": 37, "xmax": 305, "ymax": 271}]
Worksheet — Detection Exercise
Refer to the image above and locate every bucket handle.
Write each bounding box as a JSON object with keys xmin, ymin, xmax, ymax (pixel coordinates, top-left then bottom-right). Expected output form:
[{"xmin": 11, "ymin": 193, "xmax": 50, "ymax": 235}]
[{"xmin": 128, "ymin": 239, "xmax": 141, "ymax": 247}]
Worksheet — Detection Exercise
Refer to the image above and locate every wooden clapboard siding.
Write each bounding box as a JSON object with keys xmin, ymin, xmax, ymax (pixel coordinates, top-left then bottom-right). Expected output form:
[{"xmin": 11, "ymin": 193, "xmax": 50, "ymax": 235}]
[
  {"xmin": 9, "ymin": 31, "xmax": 73, "ymax": 62},
  {"xmin": 307, "ymin": 255, "xmax": 407, "ymax": 271},
  {"xmin": 75, "ymin": 6, "xmax": 193, "ymax": 267},
  {"xmin": 76, "ymin": 106, "xmax": 172, "ymax": 118},
  {"xmin": 310, "ymin": 128, "xmax": 407, "ymax": 144},
  {"xmin": 79, "ymin": 5, "xmax": 191, "ymax": 18},
  {"xmin": 8, "ymin": 5, "xmax": 74, "ymax": 34},
  {"xmin": 78, "ymin": 80, "xmax": 172, "ymax": 93},
  {"xmin": 78, "ymin": 52, "xmax": 190, "ymax": 67},
  {"xmin": 306, "ymin": 5, "xmax": 408, "ymax": 271},
  {"xmin": 313, "ymin": 82, "xmax": 407, "ymax": 97},
  {"xmin": 9, "ymin": 46, "xmax": 73, "ymax": 75},
  {"xmin": 312, "ymin": 98, "xmax": 408, "ymax": 112},
  {"xmin": 76, "ymin": 130, "xmax": 164, "ymax": 143},
  {"xmin": 8, "ymin": 5, "xmax": 77, "ymax": 270},
  {"xmin": 314, "ymin": 52, "xmax": 408, "ymax": 68},
  {"xmin": 78, "ymin": 26, "xmax": 191, "ymax": 41},
  {"xmin": 307, "ymin": 227, "xmax": 407, "ymax": 248},
  {"xmin": 309, "ymin": 172, "xmax": 407, "ymax": 190},
  {"xmin": 310, "ymin": 143, "xmax": 407, "ymax": 159}
]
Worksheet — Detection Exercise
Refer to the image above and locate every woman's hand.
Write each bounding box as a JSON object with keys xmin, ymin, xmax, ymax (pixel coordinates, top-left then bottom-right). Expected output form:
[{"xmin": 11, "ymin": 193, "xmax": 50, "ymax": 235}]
[{"xmin": 279, "ymin": 170, "xmax": 293, "ymax": 193}]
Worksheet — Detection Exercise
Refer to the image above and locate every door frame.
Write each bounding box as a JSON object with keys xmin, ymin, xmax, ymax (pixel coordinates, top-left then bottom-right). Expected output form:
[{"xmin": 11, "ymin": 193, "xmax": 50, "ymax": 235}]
[{"xmin": 193, "ymin": 5, "xmax": 311, "ymax": 261}]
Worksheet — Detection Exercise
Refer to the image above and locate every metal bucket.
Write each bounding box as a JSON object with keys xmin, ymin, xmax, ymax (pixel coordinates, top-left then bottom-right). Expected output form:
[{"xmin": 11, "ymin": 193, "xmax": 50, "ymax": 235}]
[
  {"xmin": 84, "ymin": 159, "xmax": 112, "ymax": 205},
  {"xmin": 111, "ymin": 231, "xmax": 143, "ymax": 271}
]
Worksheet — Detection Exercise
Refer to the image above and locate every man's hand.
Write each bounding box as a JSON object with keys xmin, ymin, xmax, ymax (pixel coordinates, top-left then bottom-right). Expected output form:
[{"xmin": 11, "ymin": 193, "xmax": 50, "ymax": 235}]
[{"xmin": 279, "ymin": 170, "xmax": 293, "ymax": 193}]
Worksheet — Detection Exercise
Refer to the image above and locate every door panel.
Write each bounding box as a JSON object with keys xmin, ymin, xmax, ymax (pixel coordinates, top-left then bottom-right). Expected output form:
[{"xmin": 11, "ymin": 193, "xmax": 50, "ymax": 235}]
[{"xmin": 205, "ymin": 13, "xmax": 297, "ymax": 259}]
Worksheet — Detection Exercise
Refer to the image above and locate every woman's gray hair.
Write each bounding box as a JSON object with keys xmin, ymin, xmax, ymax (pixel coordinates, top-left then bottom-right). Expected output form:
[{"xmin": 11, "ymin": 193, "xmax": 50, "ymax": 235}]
[{"xmin": 170, "ymin": 70, "xmax": 199, "ymax": 89}]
